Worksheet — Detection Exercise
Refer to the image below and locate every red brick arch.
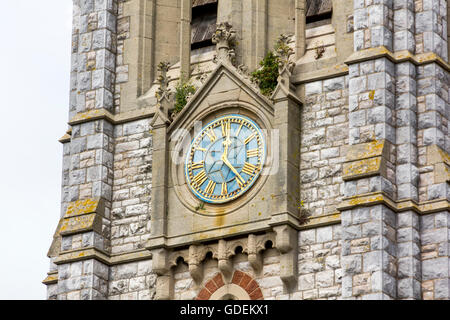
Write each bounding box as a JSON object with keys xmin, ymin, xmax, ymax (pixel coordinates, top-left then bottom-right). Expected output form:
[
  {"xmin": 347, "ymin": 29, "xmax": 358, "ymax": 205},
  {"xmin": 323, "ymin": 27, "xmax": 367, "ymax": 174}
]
[{"xmin": 196, "ymin": 271, "xmax": 263, "ymax": 300}]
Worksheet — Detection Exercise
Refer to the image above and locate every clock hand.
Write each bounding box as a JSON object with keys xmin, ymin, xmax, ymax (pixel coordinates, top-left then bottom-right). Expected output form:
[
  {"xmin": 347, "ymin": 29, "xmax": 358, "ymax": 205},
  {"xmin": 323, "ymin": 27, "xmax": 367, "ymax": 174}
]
[{"xmin": 221, "ymin": 155, "xmax": 245, "ymax": 184}]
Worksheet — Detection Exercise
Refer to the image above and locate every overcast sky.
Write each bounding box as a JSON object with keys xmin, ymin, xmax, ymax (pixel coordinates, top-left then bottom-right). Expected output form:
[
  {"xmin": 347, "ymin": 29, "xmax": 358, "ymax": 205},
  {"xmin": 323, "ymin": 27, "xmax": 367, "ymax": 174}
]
[{"xmin": 0, "ymin": 0, "xmax": 73, "ymax": 299}]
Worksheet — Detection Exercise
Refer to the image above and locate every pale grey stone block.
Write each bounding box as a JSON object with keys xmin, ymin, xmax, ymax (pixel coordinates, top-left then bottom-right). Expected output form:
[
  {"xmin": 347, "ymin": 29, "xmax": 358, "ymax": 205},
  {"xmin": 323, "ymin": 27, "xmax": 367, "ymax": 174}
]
[
  {"xmin": 428, "ymin": 183, "xmax": 447, "ymax": 200},
  {"xmin": 95, "ymin": 0, "xmax": 115, "ymax": 12},
  {"xmin": 341, "ymin": 255, "xmax": 362, "ymax": 275},
  {"xmin": 78, "ymin": 71, "xmax": 92, "ymax": 91},
  {"xmin": 98, "ymin": 10, "xmax": 116, "ymax": 31},
  {"xmin": 434, "ymin": 279, "xmax": 450, "ymax": 299},
  {"xmin": 298, "ymin": 260, "xmax": 324, "ymax": 275},
  {"xmin": 349, "ymin": 110, "xmax": 366, "ymax": 128},
  {"xmin": 422, "ymin": 257, "xmax": 449, "ymax": 280},
  {"xmin": 70, "ymin": 169, "xmax": 86, "ymax": 185},
  {"xmin": 363, "ymin": 251, "xmax": 382, "ymax": 273},
  {"xmin": 349, "ymin": 77, "xmax": 367, "ymax": 94},
  {"xmin": 305, "ymin": 81, "xmax": 322, "ymax": 95},
  {"xmin": 79, "ymin": 32, "xmax": 93, "ymax": 52},
  {"xmin": 362, "ymin": 221, "xmax": 381, "ymax": 237},
  {"xmin": 299, "ymin": 229, "xmax": 316, "ymax": 245},
  {"xmin": 323, "ymin": 77, "xmax": 345, "ymax": 92},
  {"xmin": 317, "ymin": 226, "xmax": 333, "ymax": 243}
]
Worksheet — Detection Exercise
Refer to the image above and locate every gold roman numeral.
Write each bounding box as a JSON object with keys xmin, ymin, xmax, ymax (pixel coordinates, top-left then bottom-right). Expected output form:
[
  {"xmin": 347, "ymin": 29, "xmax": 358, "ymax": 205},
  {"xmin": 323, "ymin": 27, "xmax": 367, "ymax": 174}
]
[
  {"xmin": 205, "ymin": 128, "xmax": 217, "ymax": 142},
  {"xmin": 244, "ymin": 133, "xmax": 256, "ymax": 144},
  {"xmin": 242, "ymin": 162, "xmax": 258, "ymax": 175},
  {"xmin": 193, "ymin": 170, "xmax": 207, "ymax": 186},
  {"xmin": 221, "ymin": 182, "xmax": 228, "ymax": 195},
  {"xmin": 205, "ymin": 180, "xmax": 216, "ymax": 194},
  {"xmin": 221, "ymin": 119, "xmax": 230, "ymax": 137},
  {"xmin": 236, "ymin": 177, "xmax": 245, "ymax": 188},
  {"xmin": 236, "ymin": 121, "xmax": 244, "ymax": 136},
  {"xmin": 196, "ymin": 147, "xmax": 207, "ymax": 152},
  {"xmin": 247, "ymin": 149, "xmax": 258, "ymax": 158},
  {"xmin": 190, "ymin": 161, "xmax": 204, "ymax": 170}
]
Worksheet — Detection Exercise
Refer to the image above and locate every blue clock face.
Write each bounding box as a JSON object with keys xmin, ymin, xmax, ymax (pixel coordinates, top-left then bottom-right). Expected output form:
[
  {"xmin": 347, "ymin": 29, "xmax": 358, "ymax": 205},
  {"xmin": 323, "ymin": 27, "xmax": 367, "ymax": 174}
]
[{"xmin": 185, "ymin": 114, "xmax": 265, "ymax": 204}]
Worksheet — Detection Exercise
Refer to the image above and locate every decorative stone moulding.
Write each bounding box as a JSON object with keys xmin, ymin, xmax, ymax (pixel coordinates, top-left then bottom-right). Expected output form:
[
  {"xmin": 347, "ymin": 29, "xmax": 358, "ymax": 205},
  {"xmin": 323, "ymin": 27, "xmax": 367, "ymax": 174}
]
[{"xmin": 149, "ymin": 233, "xmax": 280, "ymax": 299}]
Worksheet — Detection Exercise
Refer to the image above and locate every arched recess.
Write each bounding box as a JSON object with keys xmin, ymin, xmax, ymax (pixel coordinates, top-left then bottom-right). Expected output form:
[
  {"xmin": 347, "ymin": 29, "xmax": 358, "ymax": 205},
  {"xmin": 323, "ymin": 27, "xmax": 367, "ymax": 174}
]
[{"xmin": 196, "ymin": 271, "xmax": 263, "ymax": 300}]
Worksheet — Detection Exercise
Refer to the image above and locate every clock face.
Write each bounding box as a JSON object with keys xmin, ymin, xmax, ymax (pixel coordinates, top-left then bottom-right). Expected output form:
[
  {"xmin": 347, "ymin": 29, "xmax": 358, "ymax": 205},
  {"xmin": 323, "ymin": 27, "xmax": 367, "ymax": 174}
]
[{"xmin": 185, "ymin": 114, "xmax": 265, "ymax": 204}]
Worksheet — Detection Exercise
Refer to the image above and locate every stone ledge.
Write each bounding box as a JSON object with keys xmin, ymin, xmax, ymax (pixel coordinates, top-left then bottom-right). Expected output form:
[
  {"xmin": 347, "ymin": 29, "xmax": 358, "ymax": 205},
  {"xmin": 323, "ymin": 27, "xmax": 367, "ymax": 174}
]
[
  {"xmin": 42, "ymin": 272, "xmax": 58, "ymax": 285},
  {"xmin": 67, "ymin": 106, "xmax": 156, "ymax": 127},
  {"xmin": 299, "ymin": 212, "xmax": 341, "ymax": 230},
  {"xmin": 345, "ymin": 47, "xmax": 450, "ymax": 71},
  {"xmin": 337, "ymin": 192, "xmax": 450, "ymax": 215},
  {"xmin": 291, "ymin": 64, "xmax": 349, "ymax": 84},
  {"xmin": 53, "ymin": 247, "xmax": 152, "ymax": 266}
]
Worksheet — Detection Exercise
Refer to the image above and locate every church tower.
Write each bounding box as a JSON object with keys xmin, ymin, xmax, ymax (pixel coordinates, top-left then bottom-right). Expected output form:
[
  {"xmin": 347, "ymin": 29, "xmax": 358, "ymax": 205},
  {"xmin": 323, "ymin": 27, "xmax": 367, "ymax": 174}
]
[{"xmin": 44, "ymin": 0, "xmax": 450, "ymax": 300}]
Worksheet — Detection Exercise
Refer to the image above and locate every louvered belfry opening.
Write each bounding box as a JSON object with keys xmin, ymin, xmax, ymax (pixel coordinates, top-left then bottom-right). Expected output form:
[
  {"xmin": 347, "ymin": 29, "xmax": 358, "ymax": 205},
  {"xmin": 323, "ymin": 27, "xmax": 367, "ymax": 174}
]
[
  {"xmin": 191, "ymin": 0, "xmax": 218, "ymax": 51},
  {"xmin": 306, "ymin": 0, "xmax": 332, "ymax": 28}
]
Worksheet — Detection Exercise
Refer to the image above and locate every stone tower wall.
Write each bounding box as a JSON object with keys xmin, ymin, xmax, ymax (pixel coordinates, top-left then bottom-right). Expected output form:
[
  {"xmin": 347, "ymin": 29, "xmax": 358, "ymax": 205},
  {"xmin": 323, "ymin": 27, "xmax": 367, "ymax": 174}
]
[{"xmin": 44, "ymin": 0, "xmax": 450, "ymax": 300}]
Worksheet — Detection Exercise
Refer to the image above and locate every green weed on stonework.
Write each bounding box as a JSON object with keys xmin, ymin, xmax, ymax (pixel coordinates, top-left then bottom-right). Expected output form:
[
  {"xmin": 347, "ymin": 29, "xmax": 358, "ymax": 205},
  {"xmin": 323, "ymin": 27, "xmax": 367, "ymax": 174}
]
[
  {"xmin": 174, "ymin": 79, "xmax": 196, "ymax": 113},
  {"xmin": 250, "ymin": 51, "xmax": 280, "ymax": 97}
]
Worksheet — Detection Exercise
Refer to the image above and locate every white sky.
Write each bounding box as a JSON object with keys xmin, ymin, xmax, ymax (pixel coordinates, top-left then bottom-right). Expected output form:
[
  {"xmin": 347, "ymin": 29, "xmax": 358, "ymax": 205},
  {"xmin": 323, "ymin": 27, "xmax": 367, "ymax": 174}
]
[{"xmin": 0, "ymin": 0, "xmax": 73, "ymax": 299}]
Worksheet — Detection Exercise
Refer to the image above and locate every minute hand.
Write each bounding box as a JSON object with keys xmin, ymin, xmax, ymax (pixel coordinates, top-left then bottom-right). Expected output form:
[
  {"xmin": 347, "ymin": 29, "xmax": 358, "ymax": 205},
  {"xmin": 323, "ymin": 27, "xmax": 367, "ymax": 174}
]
[{"xmin": 221, "ymin": 155, "xmax": 245, "ymax": 184}]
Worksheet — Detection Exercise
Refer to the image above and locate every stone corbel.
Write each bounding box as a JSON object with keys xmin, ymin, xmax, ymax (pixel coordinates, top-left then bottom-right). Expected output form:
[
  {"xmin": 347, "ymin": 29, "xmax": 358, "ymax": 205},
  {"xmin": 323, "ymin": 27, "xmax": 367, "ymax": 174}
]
[
  {"xmin": 273, "ymin": 225, "xmax": 298, "ymax": 290},
  {"xmin": 247, "ymin": 234, "xmax": 263, "ymax": 272},
  {"xmin": 188, "ymin": 245, "xmax": 204, "ymax": 284},
  {"xmin": 218, "ymin": 239, "xmax": 233, "ymax": 278},
  {"xmin": 151, "ymin": 248, "xmax": 173, "ymax": 300}
]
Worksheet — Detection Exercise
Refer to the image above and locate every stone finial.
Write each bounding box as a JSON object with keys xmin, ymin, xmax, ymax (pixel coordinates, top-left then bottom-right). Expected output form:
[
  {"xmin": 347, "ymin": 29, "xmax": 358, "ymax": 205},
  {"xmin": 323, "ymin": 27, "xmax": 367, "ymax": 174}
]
[
  {"xmin": 212, "ymin": 22, "xmax": 237, "ymax": 66},
  {"xmin": 153, "ymin": 61, "xmax": 173, "ymax": 126},
  {"xmin": 155, "ymin": 61, "xmax": 171, "ymax": 100},
  {"xmin": 275, "ymin": 34, "xmax": 295, "ymax": 79}
]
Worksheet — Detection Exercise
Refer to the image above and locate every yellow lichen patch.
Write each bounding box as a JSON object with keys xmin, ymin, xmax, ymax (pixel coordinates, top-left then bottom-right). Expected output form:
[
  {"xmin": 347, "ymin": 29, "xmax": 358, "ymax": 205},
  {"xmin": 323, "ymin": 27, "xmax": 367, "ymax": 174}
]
[
  {"xmin": 368, "ymin": 90, "xmax": 375, "ymax": 100},
  {"xmin": 345, "ymin": 140, "xmax": 385, "ymax": 162},
  {"xmin": 348, "ymin": 195, "xmax": 384, "ymax": 206},
  {"xmin": 65, "ymin": 198, "xmax": 101, "ymax": 217},
  {"xmin": 343, "ymin": 157, "xmax": 381, "ymax": 180},
  {"xmin": 59, "ymin": 213, "xmax": 97, "ymax": 235}
]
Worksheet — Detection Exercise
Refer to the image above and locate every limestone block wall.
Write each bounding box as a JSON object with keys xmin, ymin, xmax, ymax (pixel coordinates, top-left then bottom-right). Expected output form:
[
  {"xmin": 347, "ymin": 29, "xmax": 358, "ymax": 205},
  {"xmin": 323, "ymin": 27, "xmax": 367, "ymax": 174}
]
[
  {"xmin": 58, "ymin": 260, "xmax": 109, "ymax": 300},
  {"xmin": 108, "ymin": 260, "xmax": 157, "ymax": 299},
  {"xmin": 111, "ymin": 119, "xmax": 153, "ymax": 254},
  {"xmin": 301, "ymin": 76, "xmax": 349, "ymax": 216},
  {"xmin": 297, "ymin": 225, "xmax": 343, "ymax": 300},
  {"xmin": 420, "ymin": 212, "xmax": 450, "ymax": 300}
]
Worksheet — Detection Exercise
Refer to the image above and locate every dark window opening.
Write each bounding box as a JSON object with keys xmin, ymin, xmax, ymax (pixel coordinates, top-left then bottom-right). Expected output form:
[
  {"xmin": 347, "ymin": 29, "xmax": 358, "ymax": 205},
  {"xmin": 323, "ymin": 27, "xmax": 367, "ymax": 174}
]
[
  {"xmin": 306, "ymin": 0, "xmax": 332, "ymax": 29},
  {"xmin": 191, "ymin": 0, "xmax": 218, "ymax": 51}
]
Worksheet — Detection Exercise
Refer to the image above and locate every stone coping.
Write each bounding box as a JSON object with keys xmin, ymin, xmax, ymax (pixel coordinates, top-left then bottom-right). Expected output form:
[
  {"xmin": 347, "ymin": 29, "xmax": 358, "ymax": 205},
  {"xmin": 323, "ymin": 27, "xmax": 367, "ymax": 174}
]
[
  {"xmin": 53, "ymin": 247, "xmax": 152, "ymax": 266},
  {"xmin": 67, "ymin": 106, "xmax": 156, "ymax": 127},
  {"xmin": 291, "ymin": 63, "xmax": 349, "ymax": 84},
  {"xmin": 338, "ymin": 191, "xmax": 450, "ymax": 215},
  {"xmin": 344, "ymin": 47, "xmax": 450, "ymax": 71}
]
